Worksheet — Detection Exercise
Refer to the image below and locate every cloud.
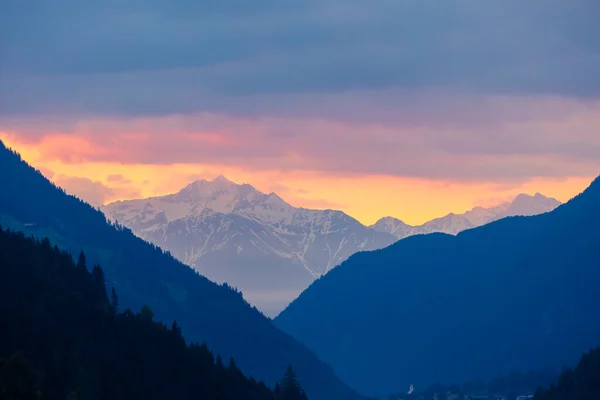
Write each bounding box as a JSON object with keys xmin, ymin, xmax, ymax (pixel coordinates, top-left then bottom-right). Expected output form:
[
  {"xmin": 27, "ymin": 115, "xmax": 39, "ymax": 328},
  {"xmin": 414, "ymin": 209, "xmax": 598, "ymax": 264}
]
[
  {"xmin": 54, "ymin": 176, "xmax": 115, "ymax": 206},
  {"xmin": 1, "ymin": 0, "xmax": 599, "ymax": 117},
  {"xmin": 36, "ymin": 166, "xmax": 55, "ymax": 179},
  {"xmin": 106, "ymin": 174, "xmax": 132, "ymax": 184},
  {"xmin": 471, "ymin": 194, "xmax": 520, "ymax": 209},
  {"xmin": 268, "ymin": 183, "xmax": 291, "ymax": 194},
  {"xmin": 54, "ymin": 175, "xmax": 142, "ymax": 206},
  {"xmin": 2, "ymin": 1, "xmax": 600, "ymax": 189},
  {"xmin": 285, "ymin": 197, "xmax": 346, "ymax": 211},
  {"xmin": 2, "ymin": 94, "xmax": 599, "ymax": 183}
]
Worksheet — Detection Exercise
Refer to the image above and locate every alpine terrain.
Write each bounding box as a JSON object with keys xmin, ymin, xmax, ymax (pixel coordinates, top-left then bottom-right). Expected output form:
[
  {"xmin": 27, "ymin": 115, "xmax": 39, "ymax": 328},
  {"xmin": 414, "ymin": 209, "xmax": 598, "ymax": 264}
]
[
  {"xmin": 102, "ymin": 178, "xmax": 562, "ymax": 315},
  {"xmin": 371, "ymin": 193, "xmax": 561, "ymax": 239},
  {"xmin": 0, "ymin": 140, "xmax": 365, "ymax": 400},
  {"xmin": 101, "ymin": 177, "xmax": 397, "ymax": 315},
  {"xmin": 275, "ymin": 175, "xmax": 600, "ymax": 396}
]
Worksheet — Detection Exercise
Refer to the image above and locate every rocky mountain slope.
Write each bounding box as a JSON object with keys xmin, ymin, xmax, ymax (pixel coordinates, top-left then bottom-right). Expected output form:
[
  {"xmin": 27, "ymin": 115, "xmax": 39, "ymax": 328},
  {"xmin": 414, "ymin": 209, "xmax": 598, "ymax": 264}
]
[
  {"xmin": 103, "ymin": 178, "xmax": 562, "ymax": 316},
  {"xmin": 372, "ymin": 193, "xmax": 561, "ymax": 239},
  {"xmin": 0, "ymin": 140, "xmax": 366, "ymax": 400},
  {"xmin": 102, "ymin": 177, "xmax": 396, "ymax": 315}
]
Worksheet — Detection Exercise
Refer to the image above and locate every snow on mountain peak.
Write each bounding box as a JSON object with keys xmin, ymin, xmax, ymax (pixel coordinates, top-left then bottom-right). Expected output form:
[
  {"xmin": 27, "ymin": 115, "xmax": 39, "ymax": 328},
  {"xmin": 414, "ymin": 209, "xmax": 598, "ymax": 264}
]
[
  {"xmin": 213, "ymin": 174, "xmax": 232, "ymax": 183},
  {"xmin": 371, "ymin": 192, "xmax": 562, "ymax": 239},
  {"xmin": 100, "ymin": 176, "xmax": 564, "ymax": 316},
  {"xmin": 100, "ymin": 177, "xmax": 397, "ymax": 314}
]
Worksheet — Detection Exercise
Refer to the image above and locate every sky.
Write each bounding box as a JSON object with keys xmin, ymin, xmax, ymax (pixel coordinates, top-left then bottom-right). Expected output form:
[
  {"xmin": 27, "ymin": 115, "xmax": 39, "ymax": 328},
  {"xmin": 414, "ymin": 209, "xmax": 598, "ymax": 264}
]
[{"xmin": 1, "ymin": 0, "xmax": 599, "ymax": 225}]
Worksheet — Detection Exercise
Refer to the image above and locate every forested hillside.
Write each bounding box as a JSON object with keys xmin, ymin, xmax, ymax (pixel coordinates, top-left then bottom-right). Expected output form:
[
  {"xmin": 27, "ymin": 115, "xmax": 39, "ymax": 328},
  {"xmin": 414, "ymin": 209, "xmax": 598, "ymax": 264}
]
[
  {"xmin": 0, "ymin": 140, "xmax": 361, "ymax": 400},
  {"xmin": 534, "ymin": 347, "xmax": 600, "ymax": 400},
  {"xmin": 276, "ymin": 175, "xmax": 600, "ymax": 395},
  {"xmin": 0, "ymin": 226, "xmax": 295, "ymax": 399}
]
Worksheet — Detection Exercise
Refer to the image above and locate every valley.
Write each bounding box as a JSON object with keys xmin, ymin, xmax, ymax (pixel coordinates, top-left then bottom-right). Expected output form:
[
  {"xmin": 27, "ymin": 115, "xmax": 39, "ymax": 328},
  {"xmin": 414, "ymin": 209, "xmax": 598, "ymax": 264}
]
[{"xmin": 101, "ymin": 177, "xmax": 561, "ymax": 316}]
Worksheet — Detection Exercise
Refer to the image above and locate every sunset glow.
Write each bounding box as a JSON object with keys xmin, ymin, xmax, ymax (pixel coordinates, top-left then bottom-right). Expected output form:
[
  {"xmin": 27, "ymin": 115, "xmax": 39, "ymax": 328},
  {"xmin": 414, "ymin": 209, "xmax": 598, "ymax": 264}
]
[
  {"xmin": 2, "ymin": 0, "xmax": 599, "ymax": 226},
  {"xmin": 1, "ymin": 130, "xmax": 594, "ymax": 226}
]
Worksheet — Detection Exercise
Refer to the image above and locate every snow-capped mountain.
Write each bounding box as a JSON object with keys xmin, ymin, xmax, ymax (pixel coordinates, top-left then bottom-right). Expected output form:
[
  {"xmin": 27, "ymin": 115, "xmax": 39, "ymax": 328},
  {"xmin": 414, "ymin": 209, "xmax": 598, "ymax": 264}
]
[
  {"xmin": 371, "ymin": 193, "xmax": 562, "ymax": 240},
  {"xmin": 101, "ymin": 176, "xmax": 397, "ymax": 316},
  {"xmin": 102, "ymin": 177, "xmax": 561, "ymax": 315}
]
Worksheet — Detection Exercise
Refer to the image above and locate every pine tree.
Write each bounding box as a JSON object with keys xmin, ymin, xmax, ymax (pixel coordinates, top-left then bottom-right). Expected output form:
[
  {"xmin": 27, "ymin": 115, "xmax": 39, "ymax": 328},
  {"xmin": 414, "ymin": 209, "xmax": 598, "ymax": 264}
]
[
  {"xmin": 274, "ymin": 383, "xmax": 282, "ymax": 400},
  {"xmin": 92, "ymin": 265, "xmax": 105, "ymax": 289},
  {"xmin": 110, "ymin": 287, "xmax": 119, "ymax": 313},
  {"xmin": 280, "ymin": 365, "xmax": 308, "ymax": 400},
  {"xmin": 76, "ymin": 251, "xmax": 87, "ymax": 270},
  {"xmin": 0, "ymin": 352, "xmax": 38, "ymax": 400},
  {"xmin": 171, "ymin": 320, "xmax": 182, "ymax": 338},
  {"xmin": 228, "ymin": 357, "xmax": 237, "ymax": 371},
  {"xmin": 139, "ymin": 305, "xmax": 154, "ymax": 321}
]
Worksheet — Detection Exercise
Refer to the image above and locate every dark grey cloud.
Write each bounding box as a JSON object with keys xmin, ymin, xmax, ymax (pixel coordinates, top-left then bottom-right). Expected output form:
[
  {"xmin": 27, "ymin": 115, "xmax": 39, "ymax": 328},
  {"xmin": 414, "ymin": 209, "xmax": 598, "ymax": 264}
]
[{"xmin": 1, "ymin": 0, "xmax": 599, "ymax": 117}]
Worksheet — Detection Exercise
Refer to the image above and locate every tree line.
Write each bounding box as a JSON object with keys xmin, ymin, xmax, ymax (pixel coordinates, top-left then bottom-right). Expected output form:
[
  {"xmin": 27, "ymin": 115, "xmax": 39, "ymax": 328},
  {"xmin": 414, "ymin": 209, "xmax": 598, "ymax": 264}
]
[
  {"xmin": 385, "ymin": 348, "xmax": 600, "ymax": 400},
  {"xmin": 0, "ymin": 226, "xmax": 308, "ymax": 400}
]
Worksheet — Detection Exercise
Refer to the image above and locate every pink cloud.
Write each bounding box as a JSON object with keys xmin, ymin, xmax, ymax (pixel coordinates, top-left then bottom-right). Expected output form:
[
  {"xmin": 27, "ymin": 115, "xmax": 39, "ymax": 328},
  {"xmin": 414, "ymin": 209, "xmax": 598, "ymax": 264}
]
[
  {"xmin": 2, "ymin": 94, "xmax": 600, "ymax": 185},
  {"xmin": 54, "ymin": 175, "xmax": 142, "ymax": 206},
  {"xmin": 106, "ymin": 174, "xmax": 132, "ymax": 184}
]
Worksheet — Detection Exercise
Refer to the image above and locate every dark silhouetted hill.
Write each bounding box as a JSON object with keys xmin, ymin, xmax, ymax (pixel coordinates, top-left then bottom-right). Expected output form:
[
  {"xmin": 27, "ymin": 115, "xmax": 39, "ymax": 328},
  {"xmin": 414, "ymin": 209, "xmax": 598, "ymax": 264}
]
[
  {"xmin": 0, "ymin": 226, "xmax": 279, "ymax": 400},
  {"xmin": 275, "ymin": 175, "xmax": 600, "ymax": 396},
  {"xmin": 534, "ymin": 346, "xmax": 600, "ymax": 400},
  {"xmin": 0, "ymin": 140, "xmax": 363, "ymax": 400}
]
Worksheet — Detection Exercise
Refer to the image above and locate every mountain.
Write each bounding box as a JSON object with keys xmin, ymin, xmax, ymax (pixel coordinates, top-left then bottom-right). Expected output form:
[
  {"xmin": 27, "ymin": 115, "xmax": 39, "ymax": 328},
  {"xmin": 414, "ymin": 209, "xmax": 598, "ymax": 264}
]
[
  {"xmin": 101, "ymin": 179, "xmax": 560, "ymax": 316},
  {"xmin": 0, "ymin": 140, "xmax": 365, "ymax": 400},
  {"xmin": 101, "ymin": 177, "xmax": 397, "ymax": 315},
  {"xmin": 274, "ymin": 176, "xmax": 600, "ymax": 397},
  {"xmin": 534, "ymin": 346, "xmax": 600, "ymax": 400},
  {"xmin": 0, "ymin": 226, "xmax": 280, "ymax": 400},
  {"xmin": 371, "ymin": 193, "xmax": 562, "ymax": 239}
]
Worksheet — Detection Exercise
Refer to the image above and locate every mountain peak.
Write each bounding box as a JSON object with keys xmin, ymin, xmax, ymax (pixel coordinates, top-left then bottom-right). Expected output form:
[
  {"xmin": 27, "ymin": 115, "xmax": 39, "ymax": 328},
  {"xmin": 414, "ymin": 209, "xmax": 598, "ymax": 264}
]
[
  {"xmin": 181, "ymin": 175, "xmax": 240, "ymax": 193},
  {"xmin": 505, "ymin": 192, "xmax": 561, "ymax": 218},
  {"xmin": 213, "ymin": 175, "xmax": 233, "ymax": 184},
  {"xmin": 372, "ymin": 216, "xmax": 410, "ymax": 227},
  {"xmin": 512, "ymin": 192, "xmax": 555, "ymax": 202},
  {"xmin": 372, "ymin": 191, "xmax": 562, "ymax": 240},
  {"xmin": 511, "ymin": 192, "xmax": 559, "ymax": 203}
]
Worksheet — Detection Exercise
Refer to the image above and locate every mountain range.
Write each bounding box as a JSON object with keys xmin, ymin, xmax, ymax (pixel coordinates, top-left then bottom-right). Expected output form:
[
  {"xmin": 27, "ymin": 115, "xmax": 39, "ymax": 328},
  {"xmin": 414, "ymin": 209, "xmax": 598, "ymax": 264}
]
[
  {"xmin": 0, "ymin": 140, "xmax": 363, "ymax": 400},
  {"xmin": 101, "ymin": 176, "xmax": 396, "ymax": 315},
  {"xmin": 371, "ymin": 192, "xmax": 562, "ymax": 239},
  {"xmin": 274, "ymin": 175, "xmax": 600, "ymax": 396},
  {"xmin": 102, "ymin": 177, "xmax": 561, "ymax": 315}
]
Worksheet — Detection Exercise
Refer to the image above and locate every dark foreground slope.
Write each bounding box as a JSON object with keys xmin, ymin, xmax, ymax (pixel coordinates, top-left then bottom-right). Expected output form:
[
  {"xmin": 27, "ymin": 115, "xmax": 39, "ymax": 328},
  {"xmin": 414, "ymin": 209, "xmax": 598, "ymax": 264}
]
[
  {"xmin": 0, "ymin": 141, "xmax": 363, "ymax": 400},
  {"xmin": 535, "ymin": 346, "xmax": 600, "ymax": 400},
  {"xmin": 0, "ymin": 226, "xmax": 277, "ymax": 400},
  {"xmin": 275, "ymin": 176, "xmax": 600, "ymax": 396}
]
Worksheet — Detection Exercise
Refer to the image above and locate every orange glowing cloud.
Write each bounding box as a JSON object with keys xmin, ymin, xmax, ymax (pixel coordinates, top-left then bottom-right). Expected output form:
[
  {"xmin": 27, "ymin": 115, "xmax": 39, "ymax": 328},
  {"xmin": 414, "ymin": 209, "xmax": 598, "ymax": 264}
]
[
  {"xmin": 1, "ymin": 94, "xmax": 599, "ymax": 226},
  {"xmin": 0, "ymin": 131, "xmax": 594, "ymax": 226}
]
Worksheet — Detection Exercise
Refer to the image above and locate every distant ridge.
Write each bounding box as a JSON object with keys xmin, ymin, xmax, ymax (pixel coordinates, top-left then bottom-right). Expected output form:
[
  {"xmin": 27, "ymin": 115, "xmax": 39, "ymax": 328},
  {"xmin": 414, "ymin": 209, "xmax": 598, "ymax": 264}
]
[
  {"xmin": 102, "ymin": 176, "xmax": 560, "ymax": 315},
  {"xmin": 371, "ymin": 192, "xmax": 562, "ymax": 239},
  {"xmin": 275, "ymin": 175, "xmax": 600, "ymax": 396}
]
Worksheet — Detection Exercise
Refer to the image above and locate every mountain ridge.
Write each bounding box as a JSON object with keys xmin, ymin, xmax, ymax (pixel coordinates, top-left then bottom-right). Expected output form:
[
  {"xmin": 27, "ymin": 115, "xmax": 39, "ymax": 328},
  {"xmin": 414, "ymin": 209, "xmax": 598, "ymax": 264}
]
[
  {"xmin": 0, "ymin": 139, "xmax": 365, "ymax": 400},
  {"xmin": 274, "ymin": 175, "xmax": 600, "ymax": 396},
  {"xmin": 102, "ymin": 177, "xmax": 562, "ymax": 315},
  {"xmin": 371, "ymin": 192, "xmax": 562, "ymax": 239},
  {"xmin": 0, "ymin": 225, "xmax": 279, "ymax": 400},
  {"xmin": 101, "ymin": 177, "xmax": 397, "ymax": 315}
]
